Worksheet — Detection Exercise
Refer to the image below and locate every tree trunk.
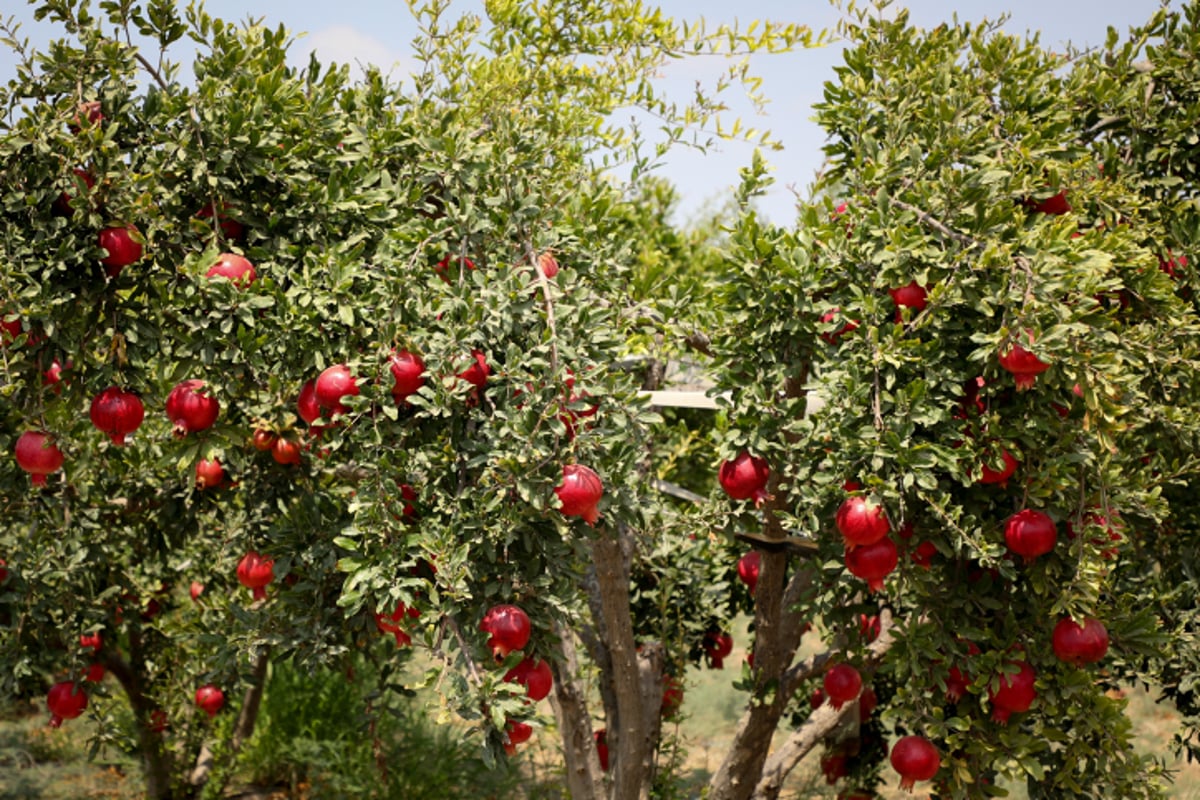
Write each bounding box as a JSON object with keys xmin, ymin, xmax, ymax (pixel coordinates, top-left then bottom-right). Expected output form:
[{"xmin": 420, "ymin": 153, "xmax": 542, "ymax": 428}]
[
  {"xmin": 549, "ymin": 627, "xmax": 607, "ymax": 800},
  {"xmin": 101, "ymin": 624, "xmax": 175, "ymax": 800}
]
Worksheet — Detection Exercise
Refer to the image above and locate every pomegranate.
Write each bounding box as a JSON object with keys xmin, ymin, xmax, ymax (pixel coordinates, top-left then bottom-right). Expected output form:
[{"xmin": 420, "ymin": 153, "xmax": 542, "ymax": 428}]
[
  {"xmin": 819, "ymin": 308, "xmax": 859, "ymax": 344},
  {"xmin": 595, "ymin": 729, "xmax": 609, "ymax": 771},
  {"xmin": 889, "ymin": 280, "xmax": 928, "ymax": 321},
  {"xmin": 80, "ymin": 632, "xmax": 102, "ymax": 651},
  {"xmin": 166, "ymin": 380, "xmax": 219, "ymax": 436},
  {"xmin": 1, "ymin": 314, "xmax": 22, "ymax": 343},
  {"xmin": 196, "ymin": 202, "xmax": 245, "ymax": 241},
  {"xmin": 536, "ymin": 251, "xmax": 560, "ymax": 279},
  {"xmin": 503, "ymin": 656, "xmax": 554, "ymax": 702},
  {"xmin": 977, "ymin": 447, "xmax": 1018, "ymax": 486},
  {"xmin": 70, "ymin": 100, "xmax": 104, "ymax": 131},
  {"xmin": 1067, "ymin": 511, "xmax": 1123, "ymax": 560},
  {"xmin": 389, "ymin": 349, "xmax": 426, "ymax": 404},
  {"xmin": 375, "ymin": 602, "xmax": 421, "ymax": 647},
  {"xmin": 820, "ymin": 751, "xmax": 848, "ymax": 784},
  {"xmin": 271, "ymin": 437, "xmax": 302, "ymax": 465},
  {"xmin": 945, "ymin": 641, "xmax": 980, "ymax": 702},
  {"xmin": 554, "ymin": 464, "xmax": 604, "ymax": 525},
  {"xmin": 98, "ymin": 224, "xmax": 143, "ymax": 277},
  {"xmin": 480, "ymin": 604, "xmax": 531, "ymax": 660},
  {"xmin": 835, "ymin": 495, "xmax": 890, "ymax": 548},
  {"xmin": 84, "ymin": 663, "xmax": 105, "ymax": 683},
  {"xmin": 911, "ymin": 539, "xmax": 937, "ymax": 568},
  {"xmin": 998, "ymin": 337, "xmax": 1050, "ymax": 391},
  {"xmin": 206, "ymin": 252, "xmax": 256, "ymax": 288},
  {"xmin": 54, "ymin": 168, "xmax": 95, "ymax": 216},
  {"xmin": 315, "ymin": 363, "xmax": 359, "ymax": 417},
  {"xmin": 46, "ymin": 681, "xmax": 88, "ymax": 728},
  {"xmin": 1026, "ymin": 189, "xmax": 1071, "ymax": 215},
  {"xmin": 435, "ymin": 254, "xmax": 476, "ymax": 282},
  {"xmin": 89, "ymin": 387, "xmax": 145, "ymax": 445},
  {"xmin": 194, "ymin": 458, "xmax": 225, "ymax": 490},
  {"xmin": 822, "ymin": 663, "xmax": 863, "ymax": 709},
  {"xmin": 718, "ymin": 452, "xmax": 771, "ymax": 507},
  {"xmin": 148, "ymin": 709, "xmax": 169, "ymax": 733},
  {"xmin": 858, "ymin": 685, "xmax": 877, "ymax": 721},
  {"xmin": 297, "ymin": 379, "xmax": 322, "ymax": 426},
  {"xmin": 15, "ymin": 431, "xmax": 65, "ymax": 486},
  {"xmin": 810, "ymin": 688, "xmax": 825, "ymax": 708},
  {"xmin": 457, "ymin": 350, "xmax": 490, "ymax": 392},
  {"xmin": 1005, "ymin": 509, "xmax": 1057, "ymax": 562},
  {"xmin": 702, "ymin": 631, "xmax": 734, "ymax": 669},
  {"xmin": 1159, "ymin": 251, "xmax": 1188, "ymax": 280},
  {"xmin": 989, "ymin": 660, "xmax": 1037, "ymax": 723},
  {"xmin": 42, "ymin": 358, "xmax": 68, "ymax": 389},
  {"xmin": 661, "ymin": 675, "xmax": 684, "ymax": 717},
  {"xmin": 1052, "ymin": 616, "xmax": 1109, "ymax": 665},
  {"xmin": 890, "ymin": 735, "xmax": 941, "ymax": 792},
  {"xmin": 0, "ymin": 559, "xmax": 8, "ymax": 583},
  {"xmin": 397, "ymin": 483, "xmax": 419, "ymax": 522},
  {"xmin": 237, "ymin": 552, "xmax": 275, "ymax": 600},
  {"xmin": 503, "ymin": 718, "xmax": 532, "ymax": 754},
  {"xmin": 189, "ymin": 581, "xmax": 205, "ymax": 602},
  {"xmin": 845, "ymin": 537, "xmax": 898, "ymax": 592},
  {"xmin": 737, "ymin": 551, "xmax": 761, "ymax": 595},
  {"xmin": 195, "ymin": 684, "xmax": 224, "ymax": 718},
  {"xmin": 252, "ymin": 428, "xmax": 278, "ymax": 451},
  {"xmin": 859, "ymin": 614, "xmax": 881, "ymax": 642}
]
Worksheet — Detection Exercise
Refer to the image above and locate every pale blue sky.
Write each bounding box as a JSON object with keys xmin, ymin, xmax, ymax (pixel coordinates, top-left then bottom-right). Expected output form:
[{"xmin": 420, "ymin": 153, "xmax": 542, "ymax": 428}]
[{"xmin": 0, "ymin": 1, "xmax": 1179, "ymax": 222}]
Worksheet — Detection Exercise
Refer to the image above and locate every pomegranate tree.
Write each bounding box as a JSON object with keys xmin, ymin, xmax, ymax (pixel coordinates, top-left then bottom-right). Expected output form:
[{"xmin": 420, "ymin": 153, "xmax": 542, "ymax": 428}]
[
  {"xmin": 480, "ymin": 604, "xmax": 531, "ymax": 660},
  {"xmin": 554, "ymin": 463, "xmax": 604, "ymax": 525},
  {"xmin": 14, "ymin": 431, "xmax": 65, "ymax": 486},
  {"xmin": 166, "ymin": 380, "xmax": 219, "ymax": 436},
  {"xmin": 89, "ymin": 387, "xmax": 145, "ymax": 445}
]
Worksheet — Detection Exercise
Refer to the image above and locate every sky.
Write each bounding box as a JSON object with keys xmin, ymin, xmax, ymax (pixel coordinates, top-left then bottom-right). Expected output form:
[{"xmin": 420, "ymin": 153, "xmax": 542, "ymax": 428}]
[{"xmin": 0, "ymin": 0, "xmax": 1180, "ymax": 223}]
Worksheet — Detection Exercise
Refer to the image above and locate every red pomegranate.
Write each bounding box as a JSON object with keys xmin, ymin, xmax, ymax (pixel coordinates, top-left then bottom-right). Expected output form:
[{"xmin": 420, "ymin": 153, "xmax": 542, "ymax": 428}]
[
  {"xmin": 0, "ymin": 559, "xmax": 9, "ymax": 584},
  {"xmin": 1066, "ymin": 510, "xmax": 1123, "ymax": 560},
  {"xmin": 84, "ymin": 663, "xmax": 105, "ymax": 683},
  {"xmin": 945, "ymin": 641, "xmax": 980, "ymax": 702},
  {"xmin": 737, "ymin": 551, "xmax": 761, "ymax": 595},
  {"xmin": 46, "ymin": 681, "xmax": 88, "ymax": 728},
  {"xmin": 195, "ymin": 684, "xmax": 224, "ymax": 718},
  {"xmin": 54, "ymin": 168, "xmax": 95, "ymax": 216},
  {"xmin": 819, "ymin": 308, "xmax": 859, "ymax": 344},
  {"xmin": 595, "ymin": 729, "xmax": 609, "ymax": 771},
  {"xmin": 536, "ymin": 252, "xmax": 560, "ymax": 279},
  {"xmin": 889, "ymin": 280, "xmax": 928, "ymax": 321},
  {"xmin": 1159, "ymin": 251, "xmax": 1188, "ymax": 280},
  {"xmin": 389, "ymin": 349, "xmax": 426, "ymax": 404},
  {"xmin": 42, "ymin": 358, "xmax": 68, "ymax": 389},
  {"xmin": 1026, "ymin": 189, "xmax": 1071, "ymax": 215},
  {"xmin": 702, "ymin": 631, "xmax": 734, "ymax": 669},
  {"xmin": 15, "ymin": 431, "xmax": 65, "ymax": 486},
  {"xmin": 435, "ymin": 254, "xmax": 476, "ymax": 282},
  {"xmin": 80, "ymin": 632, "xmax": 102, "ymax": 651},
  {"xmin": 910, "ymin": 539, "xmax": 937, "ymax": 568},
  {"xmin": 98, "ymin": 224, "xmax": 143, "ymax": 277},
  {"xmin": 457, "ymin": 350, "xmax": 490, "ymax": 392},
  {"xmin": 271, "ymin": 437, "xmax": 302, "ymax": 465},
  {"xmin": 503, "ymin": 718, "xmax": 532, "ymax": 754},
  {"xmin": 661, "ymin": 675, "xmax": 684, "ymax": 717},
  {"xmin": 89, "ymin": 387, "xmax": 145, "ymax": 446},
  {"xmin": 503, "ymin": 656, "xmax": 554, "ymax": 702},
  {"xmin": 237, "ymin": 552, "xmax": 275, "ymax": 600},
  {"xmin": 554, "ymin": 464, "xmax": 604, "ymax": 525},
  {"xmin": 148, "ymin": 708, "xmax": 169, "ymax": 733},
  {"xmin": 1052, "ymin": 616, "xmax": 1109, "ymax": 665},
  {"xmin": 196, "ymin": 202, "xmax": 245, "ymax": 241},
  {"xmin": 835, "ymin": 495, "xmax": 890, "ymax": 548},
  {"xmin": 998, "ymin": 338, "xmax": 1050, "ymax": 391},
  {"xmin": 480, "ymin": 604, "xmax": 531, "ymax": 660},
  {"xmin": 189, "ymin": 582, "xmax": 205, "ymax": 602},
  {"xmin": 194, "ymin": 458, "xmax": 225, "ymax": 490},
  {"xmin": 718, "ymin": 452, "xmax": 771, "ymax": 507},
  {"xmin": 890, "ymin": 734, "xmax": 941, "ymax": 792},
  {"xmin": 858, "ymin": 685, "xmax": 877, "ymax": 722},
  {"xmin": 977, "ymin": 447, "xmax": 1018, "ymax": 486},
  {"xmin": 206, "ymin": 252, "xmax": 256, "ymax": 288},
  {"xmin": 252, "ymin": 428, "xmax": 278, "ymax": 451},
  {"xmin": 166, "ymin": 380, "xmax": 219, "ymax": 436},
  {"xmin": 1005, "ymin": 509, "xmax": 1057, "ymax": 562},
  {"xmin": 375, "ymin": 602, "xmax": 421, "ymax": 647},
  {"xmin": 1, "ymin": 314, "xmax": 22, "ymax": 343},
  {"xmin": 820, "ymin": 751, "xmax": 848, "ymax": 784},
  {"xmin": 989, "ymin": 660, "xmax": 1037, "ymax": 723},
  {"xmin": 823, "ymin": 663, "xmax": 863, "ymax": 709},
  {"xmin": 845, "ymin": 537, "xmax": 898, "ymax": 592},
  {"xmin": 859, "ymin": 614, "xmax": 881, "ymax": 642},
  {"xmin": 810, "ymin": 687, "xmax": 825, "ymax": 708},
  {"xmin": 315, "ymin": 364, "xmax": 359, "ymax": 416}
]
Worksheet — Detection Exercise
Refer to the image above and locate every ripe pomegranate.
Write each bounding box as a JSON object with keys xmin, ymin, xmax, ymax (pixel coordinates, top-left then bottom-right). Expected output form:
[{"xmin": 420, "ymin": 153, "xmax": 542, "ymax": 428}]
[
  {"xmin": 1, "ymin": 314, "xmax": 22, "ymax": 343},
  {"xmin": 998, "ymin": 338, "xmax": 1050, "ymax": 391},
  {"xmin": 457, "ymin": 350, "xmax": 490, "ymax": 393},
  {"xmin": 945, "ymin": 641, "xmax": 980, "ymax": 702},
  {"xmin": 15, "ymin": 431, "xmax": 65, "ymax": 486},
  {"xmin": 1066, "ymin": 511, "xmax": 1123, "ymax": 560},
  {"xmin": 480, "ymin": 604, "xmax": 531, "ymax": 660},
  {"xmin": 1026, "ymin": 189, "xmax": 1071, "ymax": 215},
  {"xmin": 0, "ymin": 559, "xmax": 9, "ymax": 583},
  {"xmin": 206, "ymin": 252, "xmax": 256, "ymax": 288},
  {"xmin": 977, "ymin": 447, "xmax": 1018, "ymax": 486},
  {"xmin": 315, "ymin": 363, "xmax": 359, "ymax": 416},
  {"xmin": 80, "ymin": 632, "xmax": 102, "ymax": 651},
  {"xmin": 1005, "ymin": 509, "xmax": 1057, "ymax": 562},
  {"xmin": 536, "ymin": 252, "xmax": 560, "ymax": 279},
  {"xmin": 823, "ymin": 664, "xmax": 863, "ymax": 709},
  {"xmin": 810, "ymin": 687, "xmax": 825, "ymax": 708},
  {"xmin": 166, "ymin": 380, "xmax": 219, "ymax": 436},
  {"xmin": 196, "ymin": 202, "xmax": 245, "ymax": 241},
  {"xmin": 1159, "ymin": 251, "xmax": 1188, "ymax": 279},
  {"xmin": 43, "ymin": 358, "xmax": 70, "ymax": 390},
  {"xmin": 148, "ymin": 709, "xmax": 169, "ymax": 733},
  {"xmin": 46, "ymin": 681, "xmax": 88, "ymax": 728},
  {"xmin": 54, "ymin": 168, "xmax": 95, "ymax": 216},
  {"xmin": 910, "ymin": 539, "xmax": 937, "ymax": 568},
  {"xmin": 397, "ymin": 483, "xmax": 419, "ymax": 522},
  {"xmin": 389, "ymin": 350, "xmax": 426, "ymax": 404},
  {"xmin": 189, "ymin": 581, "xmax": 205, "ymax": 602},
  {"xmin": 195, "ymin": 458, "xmax": 225, "ymax": 490},
  {"xmin": 98, "ymin": 224, "xmax": 143, "ymax": 277},
  {"xmin": 989, "ymin": 660, "xmax": 1037, "ymax": 723},
  {"xmin": 1052, "ymin": 616, "xmax": 1109, "ymax": 665},
  {"xmin": 820, "ymin": 751, "xmax": 848, "ymax": 784},
  {"xmin": 859, "ymin": 614, "xmax": 881, "ymax": 642},
  {"xmin": 594, "ymin": 729, "xmax": 609, "ymax": 771},
  {"xmin": 70, "ymin": 100, "xmax": 104, "ymax": 131},
  {"xmin": 375, "ymin": 602, "xmax": 421, "ymax": 647},
  {"xmin": 435, "ymin": 254, "xmax": 476, "ymax": 282},
  {"xmin": 718, "ymin": 452, "xmax": 771, "ymax": 507},
  {"xmin": 889, "ymin": 280, "xmax": 928, "ymax": 321},
  {"xmin": 237, "ymin": 552, "xmax": 275, "ymax": 600},
  {"xmin": 890, "ymin": 735, "xmax": 940, "ymax": 792},
  {"xmin": 661, "ymin": 675, "xmax": 684, "ymax": 717},
  {"xmin": 271, "ymin": 437, "xmax": 301, "ymax": 466},
  {"xmin": 702, "ymin": 631, "xmax": 734, "ymax": 669},
  {"xmin": 835, "ymin": 495, "xmax": 890, "ymax": 548},
  {"xmin": 251, "ymin": 428, "xmax": 278, "ymax": 451},
  {"xmin": 819, "ymin": 308, "xmax": 859, "ymax": 344},
  {"xmin": 503, "ymin": 718, "xmax": 532, "ymax": 754},
  {"xmin": 89, "ymin": 387, "xmax": 145, "ymax": 446},
  {"xmin": 503, "ymin": 656, "xmax": 554, "ymax": 702},
  {"xmin": 737, "ymin": 551, "xmax": 761, "ymax": 595},
  {"xmin": 84, "ymin": 663, "xmax": 105, "ymax": 683},
  {"xmin": 554, "ymin": 464, "xmax": 604, "ymax": 525},
  {"xmin": 845, "ymin": 537, "xmax": 898, "ymax": 592},
  {"xmin": 195, "ymin": 684, "xmax": 224, "ymax": 718}
]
